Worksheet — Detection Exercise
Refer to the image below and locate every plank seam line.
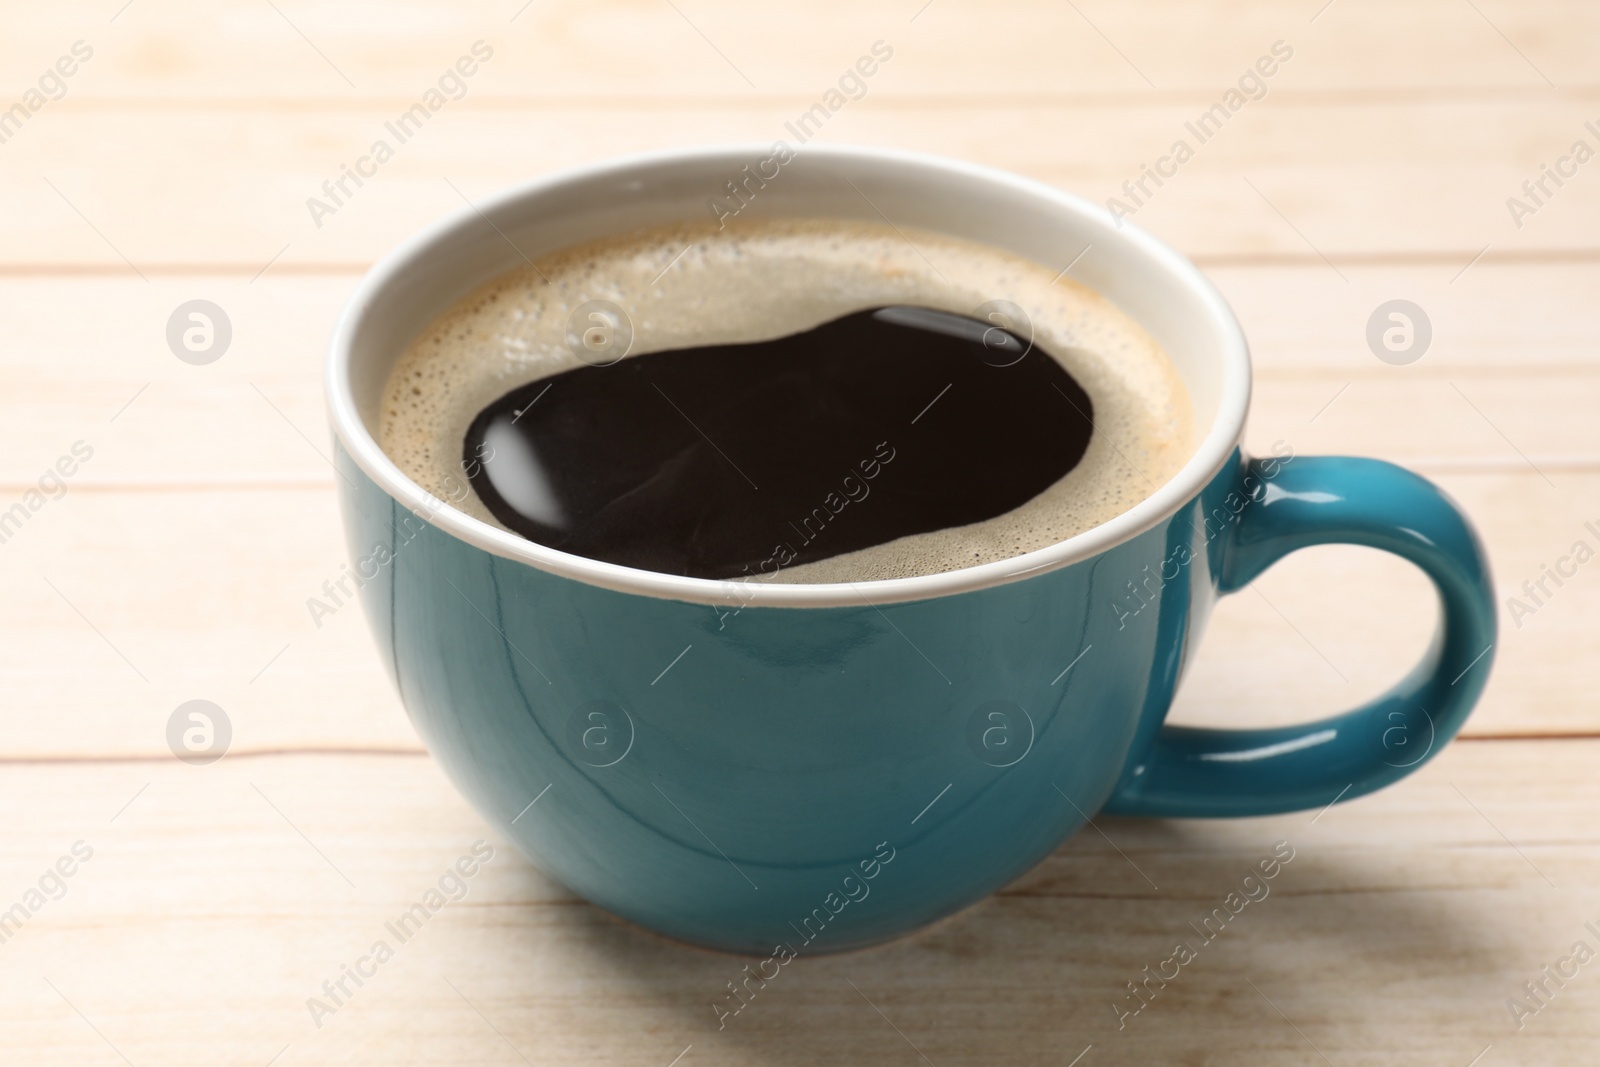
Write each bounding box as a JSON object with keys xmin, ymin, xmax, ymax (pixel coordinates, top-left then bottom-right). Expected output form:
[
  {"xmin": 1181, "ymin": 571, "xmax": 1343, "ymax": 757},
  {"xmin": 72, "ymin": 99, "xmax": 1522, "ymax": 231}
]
[
  {"xmin": 14, "ymin": 249, "xmax": 1600, "ymax": 276},
  {"xmin": 0, "ymin": 733, "xmax": 1588, "ymax": 765},
  {"xmin": 0, "ymin": 746, "xmax": 429, "ymax": 765}
]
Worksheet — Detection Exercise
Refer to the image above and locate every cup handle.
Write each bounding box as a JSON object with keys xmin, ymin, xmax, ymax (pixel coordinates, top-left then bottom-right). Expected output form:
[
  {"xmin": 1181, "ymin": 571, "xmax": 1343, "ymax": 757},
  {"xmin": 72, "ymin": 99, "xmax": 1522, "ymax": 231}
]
[{"xmin": 1104, "ymin": 456, "xmax": 1497, "ymax": 818}]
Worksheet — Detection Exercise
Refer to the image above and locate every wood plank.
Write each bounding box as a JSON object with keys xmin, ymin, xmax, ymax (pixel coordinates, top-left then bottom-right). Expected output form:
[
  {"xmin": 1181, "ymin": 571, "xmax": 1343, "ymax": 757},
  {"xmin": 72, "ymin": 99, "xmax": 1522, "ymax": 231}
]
[
  {"xmin": 0, "ymin": 739, "xmax": 1591, "ymax": 1065},
  {"xmin": 1, "ymin": 96, "xmax": 1599, "ymax": 265},
  {"xmin": 0, "ymin": 263, "xmax": 1596, "ymax": 487},
  {"xmin": 8, "ymin": 0, "xmax": 1592, "ymax": 103},
  {"xmin": 0, "ymin": 257, "xmax": 1592, "ymax": 754},
  {"xmin": 0, "ymin": 275, "xmax": 347, "ymax": 488},
  {"xmin": 1206, "ymin": 262, "xmax": 1600, "ymax": 372},
  {"xmin": 0, "ymin": 488, "xmax": 421, "ymax": 757},
  {"xmin": 0, "ymin": 468, "xmax": 1593, "ymax": 757},
  {"xmin": 18, "ymin": 369, "xmax": 1588, "ymax": 485}
]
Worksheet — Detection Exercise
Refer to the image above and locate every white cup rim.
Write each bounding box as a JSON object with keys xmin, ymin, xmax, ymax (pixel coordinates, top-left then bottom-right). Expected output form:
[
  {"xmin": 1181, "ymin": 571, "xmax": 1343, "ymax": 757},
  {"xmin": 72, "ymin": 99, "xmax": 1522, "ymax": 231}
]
[{"xmin": 327, "ymin": 142, "xmax": 1250, "ymax": 608}]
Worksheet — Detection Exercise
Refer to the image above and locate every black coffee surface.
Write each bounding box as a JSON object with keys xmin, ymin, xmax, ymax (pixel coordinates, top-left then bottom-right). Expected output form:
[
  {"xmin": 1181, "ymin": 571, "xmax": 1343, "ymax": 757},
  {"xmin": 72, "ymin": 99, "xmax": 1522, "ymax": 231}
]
[{"xmin": 464, "ymin": 307, "xmax": 1093, "ymax": 580}]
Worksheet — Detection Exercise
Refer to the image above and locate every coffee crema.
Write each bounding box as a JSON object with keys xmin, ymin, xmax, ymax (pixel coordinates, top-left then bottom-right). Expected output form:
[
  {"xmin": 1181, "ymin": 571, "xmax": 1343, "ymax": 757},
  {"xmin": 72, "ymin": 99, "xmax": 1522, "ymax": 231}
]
[{"xmin": 378, "ymin": 218, "xmax": 1195, "ymax": 583}]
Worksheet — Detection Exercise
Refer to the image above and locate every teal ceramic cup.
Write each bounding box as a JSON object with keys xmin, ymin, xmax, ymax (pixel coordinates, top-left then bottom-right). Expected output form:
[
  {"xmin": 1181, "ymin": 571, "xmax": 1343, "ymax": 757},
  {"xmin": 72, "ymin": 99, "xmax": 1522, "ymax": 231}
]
[{"xmin": 326, "ymin": 145, "xmax": 1495, "ymax": 955}]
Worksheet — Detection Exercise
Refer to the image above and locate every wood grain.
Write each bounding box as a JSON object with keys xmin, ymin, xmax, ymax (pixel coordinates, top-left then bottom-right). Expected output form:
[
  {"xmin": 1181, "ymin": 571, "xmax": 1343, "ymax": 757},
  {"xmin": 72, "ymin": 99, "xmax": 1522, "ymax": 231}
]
[
  {"xmin": 2, "ymin": 266, "xmax": 1594, "ymax": 749},
  {"xmin": 7, "ymin": 0, "xmax": 1593, "ymax": 102},
  {"xmin": 0, "ymin": 467, "xmax": 1594, "ymax": 756},
  {"xmin": 0, "ymin": 739, "xmax": 1591, "ymax": 1066},
  {"xmin": 0, "ymin": 264, "xmax": 1596, "ymax": 488},
  {"xmin": 5, "ymin": 97, "xmax": 1600, "ymax": 266},
  {"xmin": 3, "ymin": 1, "xmax": 1595, "ymax": 1062}
]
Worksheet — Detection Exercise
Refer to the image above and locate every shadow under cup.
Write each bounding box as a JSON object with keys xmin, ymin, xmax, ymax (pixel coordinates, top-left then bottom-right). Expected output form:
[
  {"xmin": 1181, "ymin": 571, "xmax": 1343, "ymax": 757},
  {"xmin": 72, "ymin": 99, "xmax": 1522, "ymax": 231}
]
[{"xmin": 325, "ymin": 144, "xmax": 1495, "ymax": 954}]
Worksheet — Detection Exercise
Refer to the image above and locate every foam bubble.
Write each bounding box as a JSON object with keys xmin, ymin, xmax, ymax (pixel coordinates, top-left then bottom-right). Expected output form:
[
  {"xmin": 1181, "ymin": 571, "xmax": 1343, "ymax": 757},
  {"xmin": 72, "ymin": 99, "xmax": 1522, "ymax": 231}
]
[{"xmin": 378, "ymin": 217, "xmax": 1195, "ymax": 583}]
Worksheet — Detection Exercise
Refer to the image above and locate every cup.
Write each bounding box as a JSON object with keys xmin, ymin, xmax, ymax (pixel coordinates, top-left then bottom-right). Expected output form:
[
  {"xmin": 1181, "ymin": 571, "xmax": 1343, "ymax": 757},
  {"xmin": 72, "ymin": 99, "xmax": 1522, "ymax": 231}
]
[{"xmin": 326, "ymin": 144, "xmax": 1496, "ymax": 954}]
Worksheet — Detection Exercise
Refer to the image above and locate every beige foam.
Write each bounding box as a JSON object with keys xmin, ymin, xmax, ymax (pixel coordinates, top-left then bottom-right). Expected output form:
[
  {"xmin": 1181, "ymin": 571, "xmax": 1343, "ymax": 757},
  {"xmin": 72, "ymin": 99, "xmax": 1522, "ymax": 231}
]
[{"xmin": 378, "ymin": 217, "xmax": 1195, "ymax": 584}]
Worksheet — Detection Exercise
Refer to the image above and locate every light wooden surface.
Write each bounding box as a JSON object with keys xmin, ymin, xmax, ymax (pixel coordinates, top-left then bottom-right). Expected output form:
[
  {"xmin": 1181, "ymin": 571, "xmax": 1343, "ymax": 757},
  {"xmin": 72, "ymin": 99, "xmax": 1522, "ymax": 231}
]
[{"xmin": 2, "ymin": 2, "xmax": 1596, "ymax": 1064}]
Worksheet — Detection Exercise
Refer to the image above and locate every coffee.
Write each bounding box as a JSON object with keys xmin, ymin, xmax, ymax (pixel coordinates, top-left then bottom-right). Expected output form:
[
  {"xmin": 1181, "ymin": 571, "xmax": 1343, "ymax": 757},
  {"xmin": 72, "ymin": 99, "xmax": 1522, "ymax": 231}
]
[
  {"xmin": 378, "ymin": 218, "xmax": 1194, "ymax": 583},
  {"xmin": 462, "ymin": 307, "xmax": 1095, "ymax": 580}
]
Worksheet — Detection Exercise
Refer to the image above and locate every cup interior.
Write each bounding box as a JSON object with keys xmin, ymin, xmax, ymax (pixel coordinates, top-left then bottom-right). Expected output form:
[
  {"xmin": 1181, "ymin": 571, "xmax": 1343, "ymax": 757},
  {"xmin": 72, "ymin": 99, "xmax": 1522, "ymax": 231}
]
[{"xmin": 328, "ymin": 143, "xmax": 1250, "ymax": 606}]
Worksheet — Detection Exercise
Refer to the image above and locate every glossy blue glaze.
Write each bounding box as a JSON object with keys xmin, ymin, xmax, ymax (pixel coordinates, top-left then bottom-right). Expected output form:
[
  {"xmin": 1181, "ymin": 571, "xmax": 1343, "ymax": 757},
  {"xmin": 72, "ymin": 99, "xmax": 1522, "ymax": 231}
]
[
  {"xmin": 1106, "ymin": 455, "xmax": 1497, "ymax": 816},
  {"xmin": 337, "ymin": 443, "xmax": 1494, "ymax": 955}
]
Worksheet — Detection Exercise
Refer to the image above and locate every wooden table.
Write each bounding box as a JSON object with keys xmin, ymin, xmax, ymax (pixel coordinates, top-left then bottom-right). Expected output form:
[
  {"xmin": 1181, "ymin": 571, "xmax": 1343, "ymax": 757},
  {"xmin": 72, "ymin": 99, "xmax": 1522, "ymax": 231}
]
[{"xmin": 2, "ymin": 2, "xmax": 1594, "ymax": 1063}]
